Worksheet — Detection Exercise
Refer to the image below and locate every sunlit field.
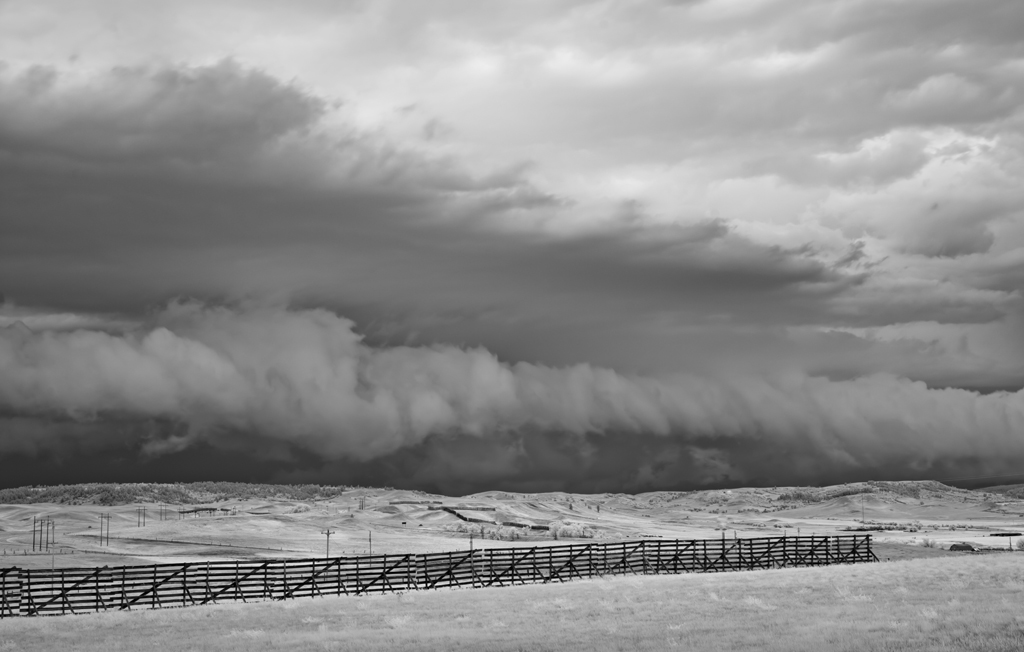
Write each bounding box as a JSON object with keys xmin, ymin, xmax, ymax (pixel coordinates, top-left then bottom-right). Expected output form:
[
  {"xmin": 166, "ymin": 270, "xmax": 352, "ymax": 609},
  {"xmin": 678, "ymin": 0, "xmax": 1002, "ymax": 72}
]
[{"xmin": 2, "ymin": 554, "xmax": 1022, "ymax": 651}]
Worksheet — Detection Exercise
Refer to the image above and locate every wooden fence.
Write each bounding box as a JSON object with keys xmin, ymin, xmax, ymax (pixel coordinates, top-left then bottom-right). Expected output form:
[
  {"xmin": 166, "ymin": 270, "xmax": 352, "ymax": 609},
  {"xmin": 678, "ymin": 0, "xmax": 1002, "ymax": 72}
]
[{"xmin": 0, "ymin": 534, "xmax": 876, "ymax": 617}]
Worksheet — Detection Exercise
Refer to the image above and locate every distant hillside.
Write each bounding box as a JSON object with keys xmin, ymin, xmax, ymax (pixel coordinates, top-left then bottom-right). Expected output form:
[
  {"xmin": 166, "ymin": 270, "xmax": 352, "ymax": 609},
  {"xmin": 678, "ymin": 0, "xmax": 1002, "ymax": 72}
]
[
  {"xmin": 775, "ymin": 480, "xmax": 965, "ymax": 504},
  {"xmin": 981, "ymin": 484, "xmax": 1024, "ymax": 499},
  {"xmin": 0, "ymin": 482, "xmax": 354, "ymax": 506},
  {"xmin": 0, "ymin": 479, "xmax": 987, "ymax": 507}
]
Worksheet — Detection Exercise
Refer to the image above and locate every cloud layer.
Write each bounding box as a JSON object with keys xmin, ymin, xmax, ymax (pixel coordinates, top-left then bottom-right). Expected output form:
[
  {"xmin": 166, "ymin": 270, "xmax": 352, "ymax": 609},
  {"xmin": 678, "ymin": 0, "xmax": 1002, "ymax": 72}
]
[
  {"xmin": 0, "ymin": 1, "xmax": 1023, "ymax": 491},
  {"xmin": 2, "ymin": 303, "xmax": 1023, "ymax": 492}
]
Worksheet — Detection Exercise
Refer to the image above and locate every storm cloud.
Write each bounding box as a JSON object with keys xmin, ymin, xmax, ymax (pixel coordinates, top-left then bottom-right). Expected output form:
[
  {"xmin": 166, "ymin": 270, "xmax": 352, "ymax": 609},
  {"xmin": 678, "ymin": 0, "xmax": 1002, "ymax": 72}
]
[
  {"xmin": 1, "ymin": 1, "xmax": 1023, "ymax": 491},
  {"xmin": 2, "ymin": 303, "xmax": 1023, "ymax": 492}
]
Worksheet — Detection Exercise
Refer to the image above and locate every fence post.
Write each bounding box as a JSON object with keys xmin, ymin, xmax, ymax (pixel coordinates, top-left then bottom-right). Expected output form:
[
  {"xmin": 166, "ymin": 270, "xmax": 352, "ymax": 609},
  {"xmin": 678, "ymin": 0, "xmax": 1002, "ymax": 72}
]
[{"xmin": 470, "ymin": 549, "xmax": 477, "ymax": 588}]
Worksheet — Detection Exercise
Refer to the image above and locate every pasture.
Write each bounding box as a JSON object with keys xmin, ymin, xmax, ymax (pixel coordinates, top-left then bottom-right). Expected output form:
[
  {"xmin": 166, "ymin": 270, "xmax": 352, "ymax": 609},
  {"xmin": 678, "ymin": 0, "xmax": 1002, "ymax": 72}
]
[
  {"xmin": 1, "ymin": 553, "xmax": 1022, "ymax": 651},
  {"xmin": 1, "ymin": 480, "xmax": 1023, "ymax": 649},
  {"xmin": 3, "ymin": 480, "xmax": 1023, "ymax": 572}
]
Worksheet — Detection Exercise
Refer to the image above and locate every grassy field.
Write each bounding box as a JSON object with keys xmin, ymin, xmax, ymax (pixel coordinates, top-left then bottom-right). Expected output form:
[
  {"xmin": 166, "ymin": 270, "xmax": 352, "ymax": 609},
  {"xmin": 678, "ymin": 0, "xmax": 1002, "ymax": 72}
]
[
  {"xmin": 5, "ymin": 479, "xmax": 1024, "ymax": 569},
  {"xmin": 2, "ymin": 554, "xmax": 1022, "ymax": 651}
]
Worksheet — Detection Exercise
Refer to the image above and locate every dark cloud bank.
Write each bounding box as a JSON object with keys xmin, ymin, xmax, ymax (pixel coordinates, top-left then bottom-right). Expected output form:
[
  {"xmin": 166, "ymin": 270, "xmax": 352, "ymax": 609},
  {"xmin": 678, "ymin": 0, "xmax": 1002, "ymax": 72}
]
[
  {"xmin": 1, "ymin": 51, "xmax": 1022, "ymax": 493},
  {"xmin": 2, "ymin": 303, "xmax": 1022, "ymax": 494}
]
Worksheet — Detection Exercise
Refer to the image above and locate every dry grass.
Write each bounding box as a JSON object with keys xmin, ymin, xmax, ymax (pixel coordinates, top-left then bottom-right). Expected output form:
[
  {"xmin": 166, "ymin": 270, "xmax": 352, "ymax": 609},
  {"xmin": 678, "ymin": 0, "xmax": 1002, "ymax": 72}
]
[{"xmin": 2, "ymin": 555, "xmax": 1024, "ymax": 651}]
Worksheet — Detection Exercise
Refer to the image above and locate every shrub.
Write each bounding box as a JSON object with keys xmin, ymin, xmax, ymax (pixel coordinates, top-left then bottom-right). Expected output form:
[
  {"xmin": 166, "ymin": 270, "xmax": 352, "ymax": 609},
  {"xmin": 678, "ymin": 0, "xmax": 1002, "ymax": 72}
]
[
  {"xmin": 548, "ymin": 520, "xmax": 595, "ymax": 539},
  {"xmin": 443, "ymin": 522, "xmax": 482, "ymax": 535},
  {"xmin": 485, "ymin": 525, "xmax": 526, "ymax": 541},
  {"xmin": 442, "ymin": 522, "xmax": 527, "ymax": 541},
  {"xmin": 777, "ymin": 490, "xmax": 818, "ymax": 503}
]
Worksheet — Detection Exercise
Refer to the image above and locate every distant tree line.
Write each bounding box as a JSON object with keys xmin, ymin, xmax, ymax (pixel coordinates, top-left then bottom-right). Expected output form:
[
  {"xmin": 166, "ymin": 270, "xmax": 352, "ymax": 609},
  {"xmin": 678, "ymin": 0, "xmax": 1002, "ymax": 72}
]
[
  {"xmin": 0, "ymin": 482, "xmax": 357, "ymax": 505},
  {"xmin": 775, "ymin": 481, "xmax": 959, "ymax": 504}
]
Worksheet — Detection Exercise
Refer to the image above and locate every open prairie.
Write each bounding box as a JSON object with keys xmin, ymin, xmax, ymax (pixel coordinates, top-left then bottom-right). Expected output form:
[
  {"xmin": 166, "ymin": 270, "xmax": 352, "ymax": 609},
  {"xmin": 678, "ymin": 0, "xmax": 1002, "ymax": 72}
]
[
  {"xmin": 2, "ymin": 480, "xmax": 1024, "ymax": 650},
  {"xmin": 1, "ymin": 550, "xmax": 1023, "ymax": 651},
  {"xmin": 1, "ymin": 480, "xmax": 1023, "ymax": 569}
]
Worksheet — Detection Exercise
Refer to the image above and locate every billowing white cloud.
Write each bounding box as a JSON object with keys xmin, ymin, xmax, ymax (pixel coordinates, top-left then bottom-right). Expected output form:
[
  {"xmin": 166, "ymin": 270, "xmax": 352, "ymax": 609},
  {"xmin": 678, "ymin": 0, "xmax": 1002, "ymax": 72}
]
[{"xmin": 2, "ymin": 304, "xmax": 1022, "ymax": 481}]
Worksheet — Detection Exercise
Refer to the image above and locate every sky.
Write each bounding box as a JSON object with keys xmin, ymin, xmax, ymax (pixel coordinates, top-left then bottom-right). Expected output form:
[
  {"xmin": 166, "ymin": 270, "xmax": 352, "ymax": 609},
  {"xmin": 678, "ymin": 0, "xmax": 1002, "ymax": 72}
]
[{"xmin": 1, "ymin": 0, "xmax": 1023, "ymax": 494}]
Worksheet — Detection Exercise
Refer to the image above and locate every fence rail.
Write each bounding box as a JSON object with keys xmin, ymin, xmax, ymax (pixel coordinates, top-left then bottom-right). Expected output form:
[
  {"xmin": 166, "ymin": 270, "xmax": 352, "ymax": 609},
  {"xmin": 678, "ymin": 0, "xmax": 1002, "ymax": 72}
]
[{"xmin": 0, "ymin": 534, "xmax": 875, "ymax": 617}]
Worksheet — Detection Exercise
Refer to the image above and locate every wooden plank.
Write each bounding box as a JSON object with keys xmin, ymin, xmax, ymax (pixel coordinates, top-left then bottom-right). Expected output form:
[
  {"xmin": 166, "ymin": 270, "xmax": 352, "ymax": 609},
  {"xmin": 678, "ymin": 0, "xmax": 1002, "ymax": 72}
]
[
  {"xmin": 547, "ymin": 544, "xmax": 591, "ymax": 583},
  {"xmin": 198, "ymin": 562, "xmax": 270, "ymax": 606},
  {"xmin": 483, "ymin": 547, "xmax": 536, "ymax": 587},
  {"xmin": 116, "ymin": 565, "xmax": 190, "ymax": 611},
  {"xmin": 650, "ymin": 539, "xmax": 696, "ymax": 574},
  {"xmin": 425, "ymin": 551, "xmax": 474, "ymax": 590},
  {"xmin": 351, "ymin": 555, "xmax": 412, "ymax": 596},
  {"xmin": 0, "ymin": 568, "xmax": 20, "ymax": 619}
]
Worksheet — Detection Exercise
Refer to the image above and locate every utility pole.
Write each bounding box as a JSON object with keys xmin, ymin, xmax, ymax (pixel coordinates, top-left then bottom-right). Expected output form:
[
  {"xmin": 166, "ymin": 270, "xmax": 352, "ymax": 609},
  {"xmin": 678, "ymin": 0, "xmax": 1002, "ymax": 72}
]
[
  {"xmin": 137, "ymin": 506, "xmax": 146, "ymax": 527},
  {"xmin": 34, "ymin": 517, "xmax": 54, "ymax": 552},
  {"xmin": 322, "ymin": 529, "xmax": 336, "ymax": 559},
  {"xmin": 100, "ymin": 513, "xmax": 111, "ymax": 546},
  {"xmin": 369, "ymin": 531, "xmax": 372, "ymax": 555}
]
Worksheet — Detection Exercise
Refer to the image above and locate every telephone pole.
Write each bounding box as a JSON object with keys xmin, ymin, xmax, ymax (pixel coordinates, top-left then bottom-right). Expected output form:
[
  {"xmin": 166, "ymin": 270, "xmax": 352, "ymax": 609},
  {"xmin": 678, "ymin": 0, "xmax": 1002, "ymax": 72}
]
[
  {"xmin": 137, "ymin": 506, "xmax": 146, "ymax": 527},
  {"xmin": 321, "ymin": 529, "xmax": 336, "ymax": 558},
  {"xmin": 100, "ymin": 513, "xmax": 111, "ymax": 546},
  {"xmin": 33, "ymin": 517, "xmax": 54, "ymax": 552}
]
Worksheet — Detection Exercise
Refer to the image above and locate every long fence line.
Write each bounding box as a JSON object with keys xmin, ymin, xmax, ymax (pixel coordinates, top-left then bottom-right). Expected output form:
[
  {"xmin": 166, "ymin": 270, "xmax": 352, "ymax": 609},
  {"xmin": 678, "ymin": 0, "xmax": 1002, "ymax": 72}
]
[{"xmin": 0, "ymin": 534, "xmax": 876, "ymax": 618}]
